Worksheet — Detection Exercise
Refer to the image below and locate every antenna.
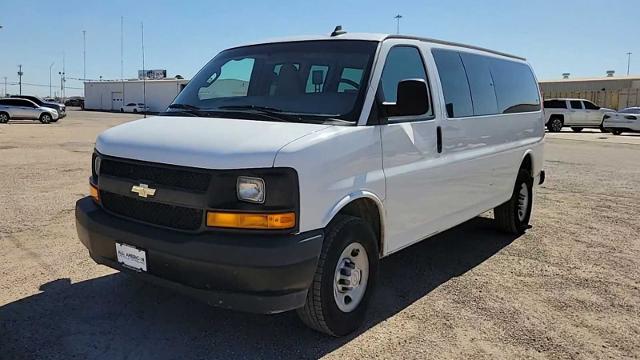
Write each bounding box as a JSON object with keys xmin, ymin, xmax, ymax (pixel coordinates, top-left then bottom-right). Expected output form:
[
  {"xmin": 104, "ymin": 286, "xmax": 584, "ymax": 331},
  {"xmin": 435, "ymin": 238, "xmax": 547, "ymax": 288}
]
[{"xmin": 330, "ymin": 25, "xmax": 346, "ymax": 37}]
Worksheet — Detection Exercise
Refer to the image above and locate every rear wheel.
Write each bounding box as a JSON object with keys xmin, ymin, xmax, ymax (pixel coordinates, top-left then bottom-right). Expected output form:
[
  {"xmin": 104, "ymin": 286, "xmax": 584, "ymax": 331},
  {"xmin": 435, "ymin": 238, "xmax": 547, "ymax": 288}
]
[
  {"xmin": 495, "ymin": 169, "xmax": 533, "ymax": 234},
  {"xmin": 571, "ymin": 127, "xmax": 583, "ymax": 132},
  {"xmin": 600, "ymin": 118, "xmax": 609, "ymax": 133},
  {"xmin": 547, "ymin": 117, "xmax": 563, "ymax": 132},
  {"xmin": 611, "ymin": 129, "xmax": 623, "ymax": 135},
  {"xmin": 0, "ymin": 112, "xmax": 9, "ymax": 123},
  {"xmin": 297, "ymin": 215, "xmax": 378, "ymax": 336},
  {"xmin": 39, "ymin": 113, "xmax": 52, "ymax": 124}
]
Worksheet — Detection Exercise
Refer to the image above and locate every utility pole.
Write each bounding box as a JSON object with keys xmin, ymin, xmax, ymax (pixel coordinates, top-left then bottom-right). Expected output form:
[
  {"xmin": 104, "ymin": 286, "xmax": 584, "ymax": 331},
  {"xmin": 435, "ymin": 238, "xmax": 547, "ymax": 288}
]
[
  {"xmin": 141, "ymin": 21, "xmax": 146, "ymax": 118},
  {"xmin": 121, "ymin": 16, "xmax": 125, "ymax": 104},
  {"xmin": 3, "ymin": 77, "xmax": 7, "ymax": 96},
  {"xmin": 17, "ymin": 65, "xmax": 23, "ymax": 95},
  {"xmin": 49, "ymin": 62, "xmax": 55, "ymax": 98},
  {"xmin": 83, "ymin": 30, "xmax": 87, "ymax": 81},
  {"xmin": 59, "ymin": 53, "xmax": 66, "ymax": 102},
  {"xmin": 627, "ymin": 52, "xmax": 632, "ymax": 76},
  {"xmin": 394, "ymin": 14, "xmax": 403, "ymax": 34}
]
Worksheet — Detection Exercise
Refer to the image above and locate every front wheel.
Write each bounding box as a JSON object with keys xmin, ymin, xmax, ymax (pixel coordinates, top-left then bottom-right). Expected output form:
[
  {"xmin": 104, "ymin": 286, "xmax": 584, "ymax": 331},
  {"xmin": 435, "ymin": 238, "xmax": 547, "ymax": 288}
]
[
  {"xmin": 0, "ymin": 112, "xmax": 9, "ymax": 123},
  {"xmin": 297, "ymin": 215, "xmax": 379, "ymax": 336},
  {"xmin": 611, "ymin": 129, "xmax": 623, "ymax": 135},
  {"xmin": 571, "ymin": 127, "xmax": 583, "ymax": 132},
  {"xmin": 547, "ymin": 117, "xmax": 563, "ymax": 132},
  {"xmin": 39, "ymin": 113, "xmax": 52, "ymax": 124},
  {"xmin": 495, "ymin": 169, "xmax": 533, "ymax": 234}
]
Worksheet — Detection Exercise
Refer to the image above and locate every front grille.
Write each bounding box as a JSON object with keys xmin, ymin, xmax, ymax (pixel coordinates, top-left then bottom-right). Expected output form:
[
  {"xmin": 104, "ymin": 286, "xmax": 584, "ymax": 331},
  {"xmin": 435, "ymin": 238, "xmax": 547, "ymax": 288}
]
[
  {"xmin": 100, "ymin": 158, "xmax": 211, "ymax": 192},
  {"xmin": 101, "ymin": 191, "xmax": 203, "ymax": 231}
]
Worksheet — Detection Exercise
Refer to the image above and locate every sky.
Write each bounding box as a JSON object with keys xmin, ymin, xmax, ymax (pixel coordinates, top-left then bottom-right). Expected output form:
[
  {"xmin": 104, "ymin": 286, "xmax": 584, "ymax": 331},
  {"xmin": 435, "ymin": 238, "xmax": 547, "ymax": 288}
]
[{"xmin": 1, "ymin": 0, "xmax": 639, "ymax": 97}]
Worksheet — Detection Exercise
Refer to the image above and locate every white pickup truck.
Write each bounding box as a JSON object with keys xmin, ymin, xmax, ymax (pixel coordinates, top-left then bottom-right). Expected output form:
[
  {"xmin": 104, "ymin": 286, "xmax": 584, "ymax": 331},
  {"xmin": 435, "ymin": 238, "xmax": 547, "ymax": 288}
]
[{"xmin": 544, "ymin": 98, "xmax": 613, "ymax": 132}]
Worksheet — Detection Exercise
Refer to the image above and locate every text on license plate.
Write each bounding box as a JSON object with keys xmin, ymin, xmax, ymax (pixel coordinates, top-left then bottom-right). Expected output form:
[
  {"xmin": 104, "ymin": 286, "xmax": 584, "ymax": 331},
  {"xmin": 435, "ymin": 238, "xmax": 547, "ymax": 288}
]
[{"xmin": 115, "ymin": 243, "xmax": 147, "ymax": 272}]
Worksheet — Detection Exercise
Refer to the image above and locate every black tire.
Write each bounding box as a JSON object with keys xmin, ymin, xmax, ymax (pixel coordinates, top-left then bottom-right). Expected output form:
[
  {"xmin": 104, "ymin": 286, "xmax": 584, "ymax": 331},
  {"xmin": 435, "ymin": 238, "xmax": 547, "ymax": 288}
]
[
  {"xmin": 133, "ymin": 109, "xmax": 137, "ymax": 113},
  {"xmin": 547, "ymin": 117, "xmax": 563, "ymax": 132},
  {"xmin": 495, "ymin": 169, "xmax": 533, "ymax": 234},
  {"xmin": 0, "ymin": 112, "xmax": 9, "ymax": 123},
  {"xmin": 297, "ymin": 215, "xmax": 379, "ymax": 336},
  {"xmin": 39, "ymin": 113, "xmax": 52, "ymax": 124},
  {"xmin": 600, "ymin": 119, "xmax": 609, "ymax": 133},
  {"xmin": 611, "ymin": 129, "xmax": 623, "ymax": 135},
  {"xmin": 571, "ymin": 127, "xmax": 583, "ymax": 132},
  {"xmin": 120, "ymin": 108, "xmax": 124, "ymax": 113}
]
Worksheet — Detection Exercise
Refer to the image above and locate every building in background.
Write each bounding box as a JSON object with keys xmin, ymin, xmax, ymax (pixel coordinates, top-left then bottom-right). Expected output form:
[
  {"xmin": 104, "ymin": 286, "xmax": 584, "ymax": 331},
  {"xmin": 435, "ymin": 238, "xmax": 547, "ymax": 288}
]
[
  {"xmin": 84, "ymin": 78, "xmax": 188, "ymax": 112},
  {"xmin": 540, "ymin": 73, "xmax": 640, "ymax": 110}
]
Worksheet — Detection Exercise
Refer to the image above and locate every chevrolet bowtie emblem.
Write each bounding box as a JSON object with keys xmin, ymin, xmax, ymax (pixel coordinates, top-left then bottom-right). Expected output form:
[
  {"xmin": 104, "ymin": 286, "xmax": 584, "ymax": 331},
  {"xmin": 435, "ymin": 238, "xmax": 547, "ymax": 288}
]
[{"xmin": 131, "ymin": 183, "xmax": 156, "ymax": 198}]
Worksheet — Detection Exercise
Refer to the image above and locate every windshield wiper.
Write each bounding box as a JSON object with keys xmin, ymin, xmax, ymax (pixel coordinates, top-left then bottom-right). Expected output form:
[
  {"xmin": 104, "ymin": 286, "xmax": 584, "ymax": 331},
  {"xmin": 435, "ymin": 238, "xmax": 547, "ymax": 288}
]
[
  {"xmin": 217, "ymin": 105, "xmax": 295, "ymax": 122},
  {"xmin": 162, "ymin": 103, "xmax": 204, "ymax": 117}
]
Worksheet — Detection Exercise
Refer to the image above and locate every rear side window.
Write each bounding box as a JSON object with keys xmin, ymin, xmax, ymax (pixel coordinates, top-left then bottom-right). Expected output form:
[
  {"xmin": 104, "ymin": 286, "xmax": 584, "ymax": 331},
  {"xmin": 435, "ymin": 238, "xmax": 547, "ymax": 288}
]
[
  {"xmin": 488, "ymin": 59, "xmax": 540, "ymax": 113},
  {"xmin": 570, "ymin": 100, "xmax": 582, "ymax": 109},
  {"xmin": 544, "ymin": 100, "xmax": 567, "ymax": 109},
  {"xmin": 459, "ymin": 52, "xmax": 498, "ymax": 116},
  {"xmin": 583, "ymin": 101, "xmax": 599, "ymax": 110},
  {"xmin": 432, "ymin": 49, "xmax": 473, "ymax": 117}
]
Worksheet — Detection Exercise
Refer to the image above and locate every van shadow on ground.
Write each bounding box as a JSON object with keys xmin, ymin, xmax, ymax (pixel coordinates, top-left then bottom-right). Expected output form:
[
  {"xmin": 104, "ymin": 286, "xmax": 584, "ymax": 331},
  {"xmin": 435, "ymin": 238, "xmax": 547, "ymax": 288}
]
[{"xmin": 0, "ymin": 216, "xmax": 521, "ymax": 360}]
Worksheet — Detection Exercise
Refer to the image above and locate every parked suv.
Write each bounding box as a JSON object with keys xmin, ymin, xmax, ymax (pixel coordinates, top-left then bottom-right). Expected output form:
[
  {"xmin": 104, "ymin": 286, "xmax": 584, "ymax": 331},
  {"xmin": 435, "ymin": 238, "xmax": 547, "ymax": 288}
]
[
  {"xmin": 544, "ymin": 98, "xmax": 613, "ymax": 132},
  {"xmin": 76, "ymin": 31, "xmax": 545, "ymax": 336},
  {"xmin": 10, "ymin": 95, "xmax": 66, "ymax": 121},
  {"xmin": 0, "ymin": 98, "xmax": 59, "ymax": 123}
]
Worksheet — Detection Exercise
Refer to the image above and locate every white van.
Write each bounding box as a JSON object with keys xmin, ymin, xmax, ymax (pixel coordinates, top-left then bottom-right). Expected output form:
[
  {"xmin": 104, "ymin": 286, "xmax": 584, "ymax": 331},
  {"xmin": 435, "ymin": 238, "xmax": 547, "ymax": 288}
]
[{"xmin": 76, "ymin": 29, "xmax": 545, "ymax": 336}]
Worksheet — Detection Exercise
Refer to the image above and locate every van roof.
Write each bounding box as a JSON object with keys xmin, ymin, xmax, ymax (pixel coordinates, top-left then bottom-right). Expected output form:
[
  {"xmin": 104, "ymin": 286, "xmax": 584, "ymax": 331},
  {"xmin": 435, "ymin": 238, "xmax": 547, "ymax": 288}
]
[{"xmin": 233, "ymin": 33, "xmax": 526, "ymax": 61}]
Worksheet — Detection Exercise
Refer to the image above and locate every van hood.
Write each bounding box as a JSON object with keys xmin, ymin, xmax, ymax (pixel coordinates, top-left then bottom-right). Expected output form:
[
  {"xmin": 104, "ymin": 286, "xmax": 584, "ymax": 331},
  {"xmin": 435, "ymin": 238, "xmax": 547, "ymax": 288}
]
[{"xmin": 96, "ymin": 116, "xmax": 330, "ymax": 169}]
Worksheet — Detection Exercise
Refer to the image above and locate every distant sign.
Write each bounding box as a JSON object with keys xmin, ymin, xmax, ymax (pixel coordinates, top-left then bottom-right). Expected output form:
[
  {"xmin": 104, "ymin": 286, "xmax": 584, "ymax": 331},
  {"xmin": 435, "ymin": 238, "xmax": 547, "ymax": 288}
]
[{"xmin": 138, "ymin": 69, "xmax": 167, "ymax": 80}]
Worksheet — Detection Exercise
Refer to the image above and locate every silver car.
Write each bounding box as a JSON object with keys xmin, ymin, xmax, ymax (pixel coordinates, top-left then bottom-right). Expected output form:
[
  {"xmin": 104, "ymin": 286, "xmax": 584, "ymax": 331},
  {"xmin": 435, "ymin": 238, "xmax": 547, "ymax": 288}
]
[{"xmin": 0, "ymin": 98, "xmax": 60, "ymax": 124}]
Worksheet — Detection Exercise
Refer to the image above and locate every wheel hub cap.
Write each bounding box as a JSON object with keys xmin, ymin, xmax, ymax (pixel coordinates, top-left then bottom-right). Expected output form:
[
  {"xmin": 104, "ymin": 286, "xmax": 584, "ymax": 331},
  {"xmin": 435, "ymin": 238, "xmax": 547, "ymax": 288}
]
[{"xmin": 333, "ymin": 243, "xmax": 369, "ymax": 313}]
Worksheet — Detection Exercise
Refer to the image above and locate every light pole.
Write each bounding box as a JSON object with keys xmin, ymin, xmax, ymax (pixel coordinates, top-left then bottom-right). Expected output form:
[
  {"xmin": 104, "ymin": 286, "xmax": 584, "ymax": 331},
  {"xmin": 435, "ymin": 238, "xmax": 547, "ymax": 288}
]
[
  {"xmin": 49, "ymin": 62, "xmax": 55, "ymax": 98},
  {"xmin": 141, "ymin": 21, "xmax": 146, "ymax": 118},
  {"xmin": 17, "ymin": 65, "xmax": 23, "ymax": 95},
  {"xmin": 627, "ymin": 52, "xmax": 632, "ymax": 76},
  {"xmin": 82, "ymin": 30, "xmax": 87, "ymax": 81},
  {"xmin": 3, "ymin": 76, "xmax": 7, "ymax": 96},
  {"xmin": 394, "ymin": 14, "xmax": 403, "ymax": 34}
]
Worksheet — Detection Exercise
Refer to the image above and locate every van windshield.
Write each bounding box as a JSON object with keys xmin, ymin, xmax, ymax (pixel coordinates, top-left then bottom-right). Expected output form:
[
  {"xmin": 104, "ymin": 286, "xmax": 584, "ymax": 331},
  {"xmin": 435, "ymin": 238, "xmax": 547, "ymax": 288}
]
[{"xmin": 167, "ymin": 40, "xmax": 378, "ymax": 123}]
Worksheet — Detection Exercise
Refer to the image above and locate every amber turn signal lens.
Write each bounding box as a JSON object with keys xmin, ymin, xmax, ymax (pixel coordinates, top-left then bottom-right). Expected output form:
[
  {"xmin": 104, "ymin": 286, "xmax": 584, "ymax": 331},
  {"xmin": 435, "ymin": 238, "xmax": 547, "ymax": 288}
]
[
  {"xmin": 89, "ymin": 184, "xmax": 99, "ymax": 202},
  {"xmin": 206, "ymin": 211, "xmax": 295, "ymax": 230}
]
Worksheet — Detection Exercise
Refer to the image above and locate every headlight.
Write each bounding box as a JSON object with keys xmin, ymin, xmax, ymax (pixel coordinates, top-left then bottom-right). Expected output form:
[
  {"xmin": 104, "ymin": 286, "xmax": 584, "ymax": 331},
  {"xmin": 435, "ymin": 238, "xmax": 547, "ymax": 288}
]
[{"xmin": 237, "ymin": 176, "xmax": 265, "ymax": 203}]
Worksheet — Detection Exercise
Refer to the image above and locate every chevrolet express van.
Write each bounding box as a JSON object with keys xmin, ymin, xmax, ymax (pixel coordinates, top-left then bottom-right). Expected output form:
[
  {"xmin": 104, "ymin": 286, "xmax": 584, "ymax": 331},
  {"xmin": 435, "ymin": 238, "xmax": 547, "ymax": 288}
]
[{"xmin": 76, "ymin": 30, "xmax": 545, "ymax": 336}]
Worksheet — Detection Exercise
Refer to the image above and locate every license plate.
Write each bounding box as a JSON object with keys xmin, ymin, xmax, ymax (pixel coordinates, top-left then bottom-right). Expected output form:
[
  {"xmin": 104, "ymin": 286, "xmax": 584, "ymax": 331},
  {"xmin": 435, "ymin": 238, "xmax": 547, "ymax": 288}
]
[{"xmin": 115, "ymin": 243, "xmax": 147, "ymax": 272}]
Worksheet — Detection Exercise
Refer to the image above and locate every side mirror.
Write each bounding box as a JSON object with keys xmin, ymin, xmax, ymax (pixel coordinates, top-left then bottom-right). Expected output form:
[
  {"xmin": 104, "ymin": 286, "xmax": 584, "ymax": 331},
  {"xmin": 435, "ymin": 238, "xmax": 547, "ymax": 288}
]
[{"xmin": 382, "ymin": 79, "xmax": 429, "ymax": 118}]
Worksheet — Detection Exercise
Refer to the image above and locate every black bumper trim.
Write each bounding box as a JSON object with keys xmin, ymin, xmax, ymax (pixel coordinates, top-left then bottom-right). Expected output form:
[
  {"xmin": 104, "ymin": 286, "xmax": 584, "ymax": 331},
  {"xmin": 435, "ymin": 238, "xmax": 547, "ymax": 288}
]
[{"xmin": 75, "ymin": 197, "xmax": 324, "ymax": 314}]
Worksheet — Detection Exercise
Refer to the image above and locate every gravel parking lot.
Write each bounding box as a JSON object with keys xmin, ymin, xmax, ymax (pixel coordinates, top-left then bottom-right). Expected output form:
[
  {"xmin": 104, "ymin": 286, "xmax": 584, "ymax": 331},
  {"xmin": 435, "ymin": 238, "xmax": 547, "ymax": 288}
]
[{"xmin": 1, "ymin": 110, "xmax": 639, "ymax": 359}]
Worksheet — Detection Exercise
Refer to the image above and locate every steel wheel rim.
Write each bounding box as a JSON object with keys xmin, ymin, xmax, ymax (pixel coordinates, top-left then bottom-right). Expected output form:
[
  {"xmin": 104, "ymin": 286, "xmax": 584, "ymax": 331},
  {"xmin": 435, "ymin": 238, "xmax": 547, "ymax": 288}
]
[
  {"xmin": 333, "ymin": 242, "xmax": 369, "ymax": 313},
  {"xmin": 43, "ymin": 115, "xmax": 50, "ymax": 122},
  {"xmin": 517, "ymin": 183, "xmax": 529, "ymax": 222},
  {"xmin": 552, "ymin": 119, "xmax": 562, "ymax": 132}
]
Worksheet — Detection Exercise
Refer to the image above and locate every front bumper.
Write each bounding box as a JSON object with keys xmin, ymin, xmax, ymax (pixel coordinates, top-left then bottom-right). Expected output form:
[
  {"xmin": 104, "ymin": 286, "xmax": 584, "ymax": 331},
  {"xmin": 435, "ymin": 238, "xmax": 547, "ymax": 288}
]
[{"xmin": 75, "ymin": 197, "xmax": 324, "ymax": 314}]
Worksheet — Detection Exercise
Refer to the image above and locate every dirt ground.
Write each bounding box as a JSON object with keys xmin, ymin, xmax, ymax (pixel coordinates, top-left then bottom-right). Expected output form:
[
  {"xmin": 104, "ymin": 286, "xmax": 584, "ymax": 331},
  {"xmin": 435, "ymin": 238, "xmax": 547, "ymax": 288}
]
[{"xmin": 1, "ymin": 110, "xmax": 639, "ymax": 359}]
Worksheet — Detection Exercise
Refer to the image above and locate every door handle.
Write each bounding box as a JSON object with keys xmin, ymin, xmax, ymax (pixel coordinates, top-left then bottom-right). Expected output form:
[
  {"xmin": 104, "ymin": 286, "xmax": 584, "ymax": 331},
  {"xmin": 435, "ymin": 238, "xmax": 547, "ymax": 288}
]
[{"xmin": 436, "ymin": 126, "xmax": 443, "ymax": 154}]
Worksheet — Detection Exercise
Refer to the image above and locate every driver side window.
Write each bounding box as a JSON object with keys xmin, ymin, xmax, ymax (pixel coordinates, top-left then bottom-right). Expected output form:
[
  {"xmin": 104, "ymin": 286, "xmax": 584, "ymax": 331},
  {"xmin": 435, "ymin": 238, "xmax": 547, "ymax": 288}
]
[{"xmin": 379, "ymin": 46, "xmax": 429, "ymax": 109}]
